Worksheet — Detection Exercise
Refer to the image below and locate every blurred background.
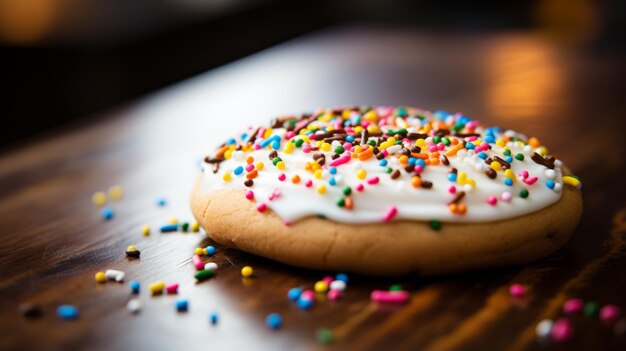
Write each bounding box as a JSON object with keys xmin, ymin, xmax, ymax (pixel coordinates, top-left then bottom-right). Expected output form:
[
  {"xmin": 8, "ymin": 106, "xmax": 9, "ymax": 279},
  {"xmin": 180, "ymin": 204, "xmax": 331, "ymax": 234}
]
[{"xmin": 0, "ymin": 0, "xmax": 624, "ymax": 150}]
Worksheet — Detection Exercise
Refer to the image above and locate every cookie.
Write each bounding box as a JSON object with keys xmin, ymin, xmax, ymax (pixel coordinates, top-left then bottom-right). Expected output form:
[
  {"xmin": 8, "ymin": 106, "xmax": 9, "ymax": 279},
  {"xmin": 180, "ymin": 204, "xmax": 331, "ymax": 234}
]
[{"xmin": 191, "ymin": 106, "xmax": 582, "ymax": 276}]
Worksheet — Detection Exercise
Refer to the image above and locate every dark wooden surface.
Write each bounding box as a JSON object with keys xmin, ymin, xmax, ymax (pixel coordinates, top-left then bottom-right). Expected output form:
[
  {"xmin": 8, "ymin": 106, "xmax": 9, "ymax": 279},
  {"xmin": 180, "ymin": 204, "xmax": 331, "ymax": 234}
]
[{"xmin": 1, "ymin": 26, "xmax": 626, "ymax": 351}]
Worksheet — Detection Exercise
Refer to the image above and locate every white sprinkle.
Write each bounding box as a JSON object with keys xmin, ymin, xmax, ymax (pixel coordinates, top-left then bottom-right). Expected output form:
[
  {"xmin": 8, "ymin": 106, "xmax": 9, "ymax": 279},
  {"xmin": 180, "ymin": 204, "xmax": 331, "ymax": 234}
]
[
  {"xmin": 553, "ymin": 183, "xmax": 563, "ymax": 193},
  {"xmin": 127, "ymin": 299, "xmax": 141, "ymax": 314},
  {"xmin": 204, "ymin": 262, "xmax": 218, "ymax": 271},
  {"xmin": 536, "ymin": 319, "xmax": 554, "ymax": 338},
  {"xmin": 329, "ymin": 280, "xmax": 347, "ymax": 291},
  {"xmin": 463, "ymin": 184, "xmax": 474, "ymax": 193},
  {"xmin": 386, "ymin": 145, "xmax": 402, "ymax": 155},
  {"xmin": 105, "ymin": 269, "xmax": 125, "ymax": 282},
  {"xmin": 545, "ymin": 169, "xmax": 556, "ymax": 179}
]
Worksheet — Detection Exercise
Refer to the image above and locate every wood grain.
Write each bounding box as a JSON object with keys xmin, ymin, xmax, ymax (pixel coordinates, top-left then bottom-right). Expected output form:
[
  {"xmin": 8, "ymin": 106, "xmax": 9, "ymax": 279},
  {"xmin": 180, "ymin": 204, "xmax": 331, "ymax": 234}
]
[{"xmin": 1, "ymin": 26, "xmax": 625, "ymax": 351}]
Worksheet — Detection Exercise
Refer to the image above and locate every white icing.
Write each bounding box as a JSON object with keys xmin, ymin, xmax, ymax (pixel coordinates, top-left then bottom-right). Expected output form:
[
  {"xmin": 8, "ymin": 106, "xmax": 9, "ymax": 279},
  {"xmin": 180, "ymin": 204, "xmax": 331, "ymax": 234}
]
[{"xmin": 200, "ymin": 113, "xmax": 566, "ymax": 224}]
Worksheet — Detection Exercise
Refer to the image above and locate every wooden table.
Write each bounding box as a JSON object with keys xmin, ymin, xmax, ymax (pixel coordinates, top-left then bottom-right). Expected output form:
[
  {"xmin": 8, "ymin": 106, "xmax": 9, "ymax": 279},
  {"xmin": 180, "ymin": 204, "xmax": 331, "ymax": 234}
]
[{"xmin": 1, "ymin": 26, "xmax": 625, "ymax": 350}]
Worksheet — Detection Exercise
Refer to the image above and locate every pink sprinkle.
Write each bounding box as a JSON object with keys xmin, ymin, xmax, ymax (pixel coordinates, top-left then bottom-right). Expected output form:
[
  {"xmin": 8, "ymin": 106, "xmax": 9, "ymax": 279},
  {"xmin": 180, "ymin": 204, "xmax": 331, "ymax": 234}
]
[
  {"xmin": 322, "ymin": 276, "xmax": 333, "ymax": 285},
  {"xmin": 448, "ymin": 185, "xmax": 456, "ymax": 194},
  {"xmin": 356, "ymin": 184, "xmax": 364, "ymax": 192},
  {"xmin": 487, "ymin": 196, "xmax": 497, "ymax": 206},
  {"xmin": 268, "ymin": 189, "xmax": 281, "ymax": 201},
  {"xmin": 245, "ymin": 191, "xmax": 254, "ymax": 200},
  {"xmin": 600, "ymin": 305, "xmax": 621, "ymax": 322},
  {"xmin": 474, "ymin": 145, "xmax": 483, "ymax": 152},
  {"xmin": 300, "ymin": 290, "xmax": 315, "ymax": 301},
  {"xmin": 414, "ymin": 165, "xmax": 423, "ymax": 174},
  {"xmin": 278, "ymin": 173, "xmax": 286, "ymax": 181},
  {"xmin": 437, "ymin": 142, "xmax": 445, "ymax": 151},
  {"xmin": 254, "ymin": 144, "xmax": 261, "ymax": 150},
  {"xmin": 245, "ymin": 164, "xmax": 254, "ymax": 172},
  {"xmin": 367, "ymin": 176, "xmax": 380, "ymax": 185},
  {"xmin": 563, "ymin": 298, "xmax": 584, "ymax": 314},
  {"xmin": 302, "ymin": 145, "xmax": 311, "ymax": 153},
  {"xmin": 509, "ymin": 284, "xmax": 526, "ymax": 298},
  {"xmin": 329, "ymin": 155, "xmax": 351, "ymax": 167},
  {"xmin": 401, "ymin": 138, "xmax": 410, "ymax": 144},
  {"xmin": 342, "ymin": 142, "xmax": 351, "ymax": 150},
  {"xmin": 285, "ymin": 131, "xmax": 296, "ymax": 140},
  {"xmin": 501, "ymin": 191, "xmax": 512, "ymax": 202},
  {"xmin": 466, "ymin": 121, "xmax": 479, "ymax": 130},
  {"xmin": 371, "ymin": 290, "xmax": 409, "ymax": 304},
  {"xmin": 519, "ymin": 170, "xmax": 529, "ymax": 179},
  {"xmin": 524, "ymin": 176, "xmax": 538, "ymax": 185},
  {"xmin": 256, "ymin": 203, "xmax": 267, "ymax": 212},
  {"xmin": 382, "ymin": 206, "xmax": 398, "ymax": 222},
  {"xmin": 192, "ymin": 254, "xmax": 204, "ymax": 271},
  {"xmin": 428, "ymin": 145, "xmax": 438, "ymax": 153},
  {"xmin": 165, "ymin": 283, "xmax": 179, "ymax": 294},
  {"xmin": 305, "ymin": 180, "xmax": 313, "ymax": 188},
  {"xmin": 327, "ymin": 290, "xmax": 342, "ymax": 301},
  {"xmin": 467, "ymin": 135, "xmax": 478, "ymax": 142},
  {"xmin": 551, "ymin": 318, "xmax": 573, "ymax": 342},
  {"xmin": 382, "ymin": 150, "xmax": 389, "ymax": 157},
  {"xmin": 480, "ymin": 142, "xmax": 489, "ymax": 150}
]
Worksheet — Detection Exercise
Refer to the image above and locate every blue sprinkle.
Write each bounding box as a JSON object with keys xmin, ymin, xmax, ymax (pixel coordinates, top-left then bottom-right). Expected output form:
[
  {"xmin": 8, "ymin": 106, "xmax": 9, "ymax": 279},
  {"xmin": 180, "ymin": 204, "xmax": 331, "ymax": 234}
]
[
  {"xmin": 160, "ymin": 224, "xmax": 178, "ymax": 233},
  {"xmin": 260, "ymin": 135, "xmax": 280, "ymax": 148},
  {"xmin": 484, "ymin": 136, "xmax": 495, "ymax": 144},
  {"xmin": 57, "ymin": 305, "xmax": 79, "ymax": 320},
  {"xmin": 328, "ymin": 178, "xmax": 337, "ymax": 186},
  {"xmin": 346, "ymin": 135, "xmax": 355, "ymax": 142},
  {"xmin": 266, "ymin": 313, "xmax": 282, "ymax": 329},
  {"xmin": 546, "ymin": 180, "xmax": 555, "ymax": 189},
  {"xmin": 156, "ymin": 197, "xmax": 167, "ymax": 207},
  {"xmin": 101, "ymin": 207, "xmax": 114, "ymax": 220},
  {"xmin": 329, "ymin": 167, "xmax": 337, "ymax": 175},
  {"xmin": 210, "ymin": 311, "xmax": 219, "ymax": 325},
  {"xmin": 505, "ymin": 156, "xmax": 513, "ymax": 163},
  {"xmin": 504, "ymin": 178, "xmax": 513, "ymax": 186},
  {"xmin": 434, "ymin": 110, "xmax": 451, "ymax": 119},
  {"xmin": 241, "ymin": 133, "xmax": 248, "ymax": 140},
  {"xmin": 415, "ymin": 159, "xmax": 426, "ymax": 167},
  {"xmin": 226, "ymin": 138, "xmax": 236, "ymax": 145},
  {"xmin": 297, "ymin": 298, "xmax": 313, "ymax": 310},
  {"xmin": 458, "ymin": 116, "xmax": 470, "ymax": 125},
  {"xmin": 478, "ymin": 152, "xmax": 488, "ymax": 160},
  {"xmin": 205, "ymin": 246, "xmax": 216, "ymax": 255},
  {"xmin": 335, "ymin": 273, "xmax": 349, "ymax": 283},
  {"xmin": 448, "ymin": 173, "xmax": 457, "ymax": 182},
  {"xmin": 287, "ymin": 288, "xmax": 302, "ymax": 301},
  {"xmin": 465, "ymin": 142, "xmax": 475, "ymax": 150},
  {"xmin": 234, "ymin": 166, "xmax": 244, "ymax": 175},
  {"xmin": 130, "ymin": 280, "xmax": 140, "ymax": 294},
  {"xmin": 379, "ymin": 159, "xmax": 388, "ymax": 167},
  {"xmin": 272, "ymin": 140, "xmax": 280, "ymax": 150},
  {"xmin": 408, "ymin": 157, "xmax": 417, "ymax": 165},
  {"xmin": 176, "ymin": 299, "xmax": 188, "ymax": 312}
]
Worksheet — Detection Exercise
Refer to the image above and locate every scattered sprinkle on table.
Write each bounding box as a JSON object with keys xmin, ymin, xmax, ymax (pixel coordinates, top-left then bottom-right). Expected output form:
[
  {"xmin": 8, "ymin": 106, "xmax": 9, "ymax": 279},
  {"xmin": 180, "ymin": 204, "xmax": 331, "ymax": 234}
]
[
  {"xmin": 176, "ymin": 299, "xmax": 188, "ymax": 312},
  {"xmin": 125, "ymin": 245, "xmax": 140, "ymax": 258},
  {"xmin": 241, "ymin": 266, "xmax": 254, "ymax": 278},
  {"xmin": 160, "ymin": 224, "xmax": 178, "ymax": 233},
  {"xmin": 156, "ymin": 197, "xmax": 167, "ymax": 207},
  {"xmin": 108, "ymin": 185, "xmax": 123, "ymax": 200},
  {"xmin": 204, "ymin": 262, "xmax": 218, "ymax": 272},
  {"xmin": 210, "ymin": 311, "xmax": 219, "ymax": 325},
  {"xmin": 57, "ymin": 305, "xmax": 79, "ymax": 320},
  {"xmin": 91, "ymin": 191, "xmax": 107, "ymax": 206},
  {"xmin": 101, "ymin": 207, "xmax": 114, "ymax": 220},
  {"xmin": 149, "ymin": 281, "xmax": 165, "ymax": 295},
  {"xmin": 130, "ymin": 280, "xmax": 140, "ymax": 294},
  {"xmin": 266, "ymin": 313, "xmax": 282, "ymax": 330},
  {"xmin": 508, "ymin": 284, "xmax": 526, "ymax": 298},
  {"xmin": 141, "ymin": 224, "xmax": 150, "ymax": 236},
  {"xmin": 127, "ymin": 299, "xmax": 141, "ymax": 314},
  {"xmin": 95, "ymin": 271, "xmax": 106, "ymax": 284},
  {"xmin": 195, "ymin": 270, "xmax": 214, "ymax": 281},
  {"xmin": 316, "ymin": 328, "xmax": 334, "ymax": 344}
]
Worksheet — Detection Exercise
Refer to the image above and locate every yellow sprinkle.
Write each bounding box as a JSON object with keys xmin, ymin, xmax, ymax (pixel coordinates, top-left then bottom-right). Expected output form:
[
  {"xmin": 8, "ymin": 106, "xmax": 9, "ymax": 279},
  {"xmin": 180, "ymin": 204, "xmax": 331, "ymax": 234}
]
[
  {"xmin": 194, "ymin": 247, "xmax": 204, "ymax": 255},
  {"xmin": 263, "ymin": 128, "xmax": 273, "ymax": 139},
  {"xmin": 504, "ymin": 169, "xmax": 515, "ymax": 178},
  {"xmin": 387, "ymin": 137, "xmax": 396, "ymax": 144},
  {"xmin": 277, "ymin": 161, "xmax": 286, "ymax": 171},
  {"xmin": 283, "ymin": 142, "xmax": 294, "ymax": 154},
  {"xmin": 467, "ymin": 179, "xmax": 476, "ymax": 188},
  {"xmin": 241, "ymin": 266, "xmax": 254, "ymax": 278},
  {"xmin": 364, "ymin": 110, "xmax": 379, "ymax": 122},
  {"xmin": 367, "ymin": 125, "xmax": 379, "ymax": 134},
  {"xmin": 141, "ymin": 225, "xmax": 150, "ymax": 236},
  {"xmin": 496, "ymin": 139, "xmax": 505, "ymax": 147},
  {"xmin": 353, "ymin": 145, "xmax": 362, "ymax": 153},
  {"xmin": 342, "ymin": 109, "xmax": 352, "ymax": 118},
  {"xmin": 108, "ymin": 185, "xmax": 123, "ymax": 201},
  {"xmin": 224, "ymin": 149, "xmax": 233, "ymax": 159},
  {"xmin": 91, "ymin": 191, "xmax": 107, "ymax": 206},
  {"xmin": 256, "ymin": 162, "xmax": 264, "ymax": 171},
  {"xmin": 416, "ymin": 139, "xmax": 426, "ymax": 147},
  {"xmin": 321, "ymin": 143, "xmax": 331, "ymax": 152},
  {"xmin": 301, "ymin": 135, "xmax": 310, "ymax": 142},
  {"xmin": 95, "ymin": 271, "xmax": 106, "ymax": 284},
  {"xmin": 314, "ymin": 169, "xmax": 323, "ymax": 179},
  {"xmin": 562, "ymin": 176, "xmax": 580, "ymax": 187},
  {"xmin": 537, "ymin": 146, "xmax": 548, "ymax": 156},
  {"xmin": 458, "ymin": 171, "xmax": 467, "ymax": 185},
  {"xmin": 223, "ymin": 173, "xmax": 232, "ymax": 182},
  {"xmin": 149, "ymin": 281, "xmax": 165, "ymax": 295},
  {"xmin": 168, "ymin": 218, "xmax": 178, "ymax": 224},
  {"xmin": 356, "ymin": 169, "xmax": 367, "ymax": 180},
  {"xmin": 191, "ymin": 221, "xmax": 200, "ymax": 232},
  {"xmin": 490, "ymin": 161, "xmax": 502, "ymax": 171},
  {"xmin": 314, "ymin": 281, "xmax": 329, "ymax": 293},
  {"xmin": 317, "ymin": 185, "xmax": 327, "ymax": 194},
  {"xmin": 127, "ymin": 245, "xmax": 136, "ymax": 251},
  {"xmin": 354, "ymin": 126, "xmax": 363, "ymax": 134}
]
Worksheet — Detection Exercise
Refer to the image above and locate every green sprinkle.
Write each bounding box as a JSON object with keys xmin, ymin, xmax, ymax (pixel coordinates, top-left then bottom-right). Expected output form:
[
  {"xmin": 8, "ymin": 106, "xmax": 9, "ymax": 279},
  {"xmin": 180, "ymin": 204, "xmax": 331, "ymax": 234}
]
[
  {"xmin": 397, "ymin": 128, "xmax": 407, "ymax": 136},
  {"xmin": 272, "ymin": 157, "xmax": 282, "ymax": 166},
  {"xmin": 433, "ymin": 136, "xmax": 441, "ymax": 144},
  {"xmin": 195, "ymin": 270, "xmax": 214, "ymax": 281},
  {"xmin": 452, "ymin": 124, "xmax": 464, "ymax": 131},
  {"xmin": 441, "ymin": 137, "xmax": 450, "ymax": 146},
  {"xmin": 334, "ymin": 146, "xmax": 344, "ymax": 154},
  {"xmin": 584, "ymin": 301, "xmax": 599, "ymax": 316},
  {"xmin": 287, "ymin": 120, "xmax": 297, "ymax": 126},
  {"xmin": 386, "ymin": 167, "xmax": 393, "ymax": 174},
  {"xmin": 395, "ymin": 140, "xmax": 402, "ymax": 145},
  {"xmin": 520, "ymin": 189, "xmax": 529, "ymax": 198},
  {"xmin": 430, "ymin": 220, "xmax": 442, "ymax": 231},
  {"xmin": 181, "ymin": 222, "xmax": 189, "ymax": 232},
  {"xmin": 396, "ymin": 107, "xmax": 407, "ymax": 117},
  {"xmin": 367, "ymin": 140, "xmax": 376, "ymax": 146},
  {"xmin": 515, "ymin": 153, "xmax": 524, "ymax": 161},
  {"xmin": 503, "ymin": 149, "xmax": 511, "ymax": 156},
  {"xmin": 295, "ymin": 139, "xmax": 304, "ymax": 147},
  {"xmin": 389, "ymin": 284, "xmax": 403, "ymax": 291},
  {"xmin": 316, "ymin": 328, "xmax": 334, "ymax": 344},
  {"xmin": 342, "ymin": 186, "xmax": 352, "ymax": 196},
  {"xmin": 336, "ymin": 198, "xmax": 345, "ymax": 208}
]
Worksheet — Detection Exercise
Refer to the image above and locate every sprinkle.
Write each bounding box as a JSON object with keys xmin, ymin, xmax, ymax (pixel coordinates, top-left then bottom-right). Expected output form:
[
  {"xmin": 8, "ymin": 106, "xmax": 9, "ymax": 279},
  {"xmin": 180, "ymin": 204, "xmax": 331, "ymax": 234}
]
[
  {"xmin": 515, "ymin": 153, "xmax": 524, "ymax": 161},
  {"xmin": 176, "ymin": 299, "xmax": 189, "ymax": 312},
  {"xmin": 101, "ymin": 207, "xmax": 114, "ymax": 220},
  {"xmin": 141, "ymin": 224, "xmax": 150, "ymax": 236},
  {"xmin": 563, "ymin": 298, "xmax": 584, "ymax": 314},
  {"xmin": 370, "ymin": 290, "xmax": 410, "ymax": 304},
  {"xmin": 329, "ymin": 155, "xmax": 351, "ymax": 167},
  {"xmin": 266, "ymin": 313, "xmax": 282, "ymax": 330},
  {"xmin": 584, "ymin": 301, "xmax": 599, "ymax": 316},
  {"xmin": 335, "ymin": 273, "xmax": 349, "ymax": 283},
  {"xmin": 256, "ymin": 203, "xmax": 267, "ymax": 212},
  {"xmin": 430, "ymin": 220, "xmax": 441, "ymax": 231},
  {"xmin": 105, "ymin": 269, "xmax": 125, "ymax": 282},
  {"xmin": 288, "ymin": 288, "xmax": 303, "ymax": 301},
  {"xmin": 204, "ymin": 262, "xmax": 218, "ymax": 272},
  {"xmin": 241, "ymin": 266, "xmax": 254, "ymax": 278},
  {"xmin": 130, "ymin": 280, "xmax": 140, "ymax": 294},
  {"xmin": 519, "ymin": 189, "xmax": 529, "ymax": 198},
  {"xmin": 486, "ymin": 196, "xmax": 497, "ymax": 206},
  {"xmin": 382, "ymin": 206, "xmax": 398, "ymax": 222},
  {"xmin": 535, "ymin": 319, "xmax": 554, "ymax": 339},
  {"xmin": 245, "ymin": 191, "xmax": 254, "ymax": 200},
  {"xmin": 509, "ymin": 284, "xmax": 526, "ymax": 298},
  {"xmin": 126, "ymin": 246, "xmax": 140, "ymax": 258},
  {"xmin": 195, "ymin": 270, "xmax": 214, "ymax": 281},
  {"xmin": 317, "ymin": 185, "xmax": 327, "ymax": 194},
  {"xmin": 95, "ymin": 271, "xmax": 106, "ymax": 284},
  {"xmin": 91, "ymin": 191, "xmax": 107, "ymax": 206},
  {"xmin": 19, "ymin": 303, "xmax": 43, "ymax": 318},
  {"xmin": 501, "ymin": 191, "xmax": 512, "ymax": 202},
  {"xmin": 156, "ymin": 197, "xmax": 167, "ymax": 207},
  {"xmin": 356, "ymin": 184, "xmax": 364, "ymax": 192},
  {"xmin": 551, "ymin": 318, "xmax": 573, "ymax": 342},
  {"xmin": 127, "ymin": 299, "xmax": 141, "ymax": 314},
  {"xmin": 316, "ymin": 328, "xmax": 334, "ymax": 344},
  {"xmin": 292, "ymin": 175, "xmax": 301, "ymax": 183},
  {"xmin": 523, "ymin": 176, "xmax": 538, "ymax": 185},
  {"xmin": 314, "ymin": 281, "xmax": 329, "ymax": 293},
  {"xmin": 330, "ymin": 280, "xmax": 347, "ymax": 291},
  {"xmin": 600, "ymin": 305, "xmax": 621, "ymax": 322},
  {"xmin": 192, "ymin": 254, "xmax": 204, "ymax": 271},
  {"xmin": 149, "ymin": 281, "xmax": 165, "ymax": 295},
  {"xmin": 367, "ymin": 176, "xmax": 379, "ymax": 185},
  {"xmin": 562, "ymin": 176, "xmax": 581, "ymax": 187},
  {"xmin": 234, "ymin": 166, "xmax": 244, "ymax": 175},
  {"xmin": 57, "ymin": 305, "xmax": 79, "ymax": 320},
  {"xmin": 165, "ymin": 283, "xmax": 179, "ymax": 294},
  {"xmin": 356, "ymin": 169, "xmax": 367, "ymax": 180},
  {"xmin": 160, "ymin": 224, "xmax": 178, "ymax": 232},
  {"xmin": 297, "ymin": 297, "xmax": 314, "ymax": 310}
]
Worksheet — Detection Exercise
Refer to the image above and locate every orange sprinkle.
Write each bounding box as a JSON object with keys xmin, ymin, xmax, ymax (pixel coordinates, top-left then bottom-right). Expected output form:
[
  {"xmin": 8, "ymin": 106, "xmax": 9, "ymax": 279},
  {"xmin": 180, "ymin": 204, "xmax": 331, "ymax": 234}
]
[
  {"xmin": 528, "ymin": 137, "xmax": 541, "ymax": 147},
  {"xmin": 398, "ymin": 155, "xmax": 409, "ymax": 165},
  {"xmin": 429, "ymin": 157, "xmax": 440, "ymax": 165},
  {"xmin": 292, "ymin": 175, "xmax": 301, "ymax": 184},
  {"xmin": 345, "ymin": 197, "xmax": 353, "ymax": 210},
  {"xmin": 411, "ymin": 176, "xmax": 421, "ymax": 188},
  {"xmin": 358, "ymin": 147, "xmax": 374, "ymax": 161},
  {"xmin": 246, "ymin": 156, "xmax": 254, "ymax": 164},
  {"xmin": 450, "ymin": 138, "xmax": 459, "ymax": 145},
  {"xmin": 448, "ymin": 203, "xmax": 458, "ymax": 213},
  {"xmin": 246, "ymin": 170, "xmax": 258, "ymax": 179},
  {"xmin": 215, "ymin": 145, "xmax": 229, "ymax": 158},
  {"xmin": 458, "ymin": 203, "xmax": 467, "ymax": 214},
  {"xmin": 445, "ymin": 143, "xmax": 464, "ymax": 157},
  {"xmin": 411, "ymin": 153, "xmax": 429, "ymax": 159}
]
